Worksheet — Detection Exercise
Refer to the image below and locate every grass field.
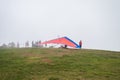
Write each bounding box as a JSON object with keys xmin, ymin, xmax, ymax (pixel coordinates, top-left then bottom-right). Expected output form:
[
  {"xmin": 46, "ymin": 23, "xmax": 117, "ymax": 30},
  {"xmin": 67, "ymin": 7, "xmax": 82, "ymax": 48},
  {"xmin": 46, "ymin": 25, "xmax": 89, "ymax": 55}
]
[{"xmin": 0, "ymin": 48, "xmax": 120, "ymax": 80}]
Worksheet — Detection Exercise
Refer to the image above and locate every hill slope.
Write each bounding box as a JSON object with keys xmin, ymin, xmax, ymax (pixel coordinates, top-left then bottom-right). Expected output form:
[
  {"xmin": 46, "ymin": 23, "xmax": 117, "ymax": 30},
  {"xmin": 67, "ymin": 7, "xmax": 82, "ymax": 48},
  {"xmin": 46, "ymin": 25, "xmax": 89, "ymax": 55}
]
[{"xmin": 0, "ymin": 48, "xmax": 120, "ymax": 80}]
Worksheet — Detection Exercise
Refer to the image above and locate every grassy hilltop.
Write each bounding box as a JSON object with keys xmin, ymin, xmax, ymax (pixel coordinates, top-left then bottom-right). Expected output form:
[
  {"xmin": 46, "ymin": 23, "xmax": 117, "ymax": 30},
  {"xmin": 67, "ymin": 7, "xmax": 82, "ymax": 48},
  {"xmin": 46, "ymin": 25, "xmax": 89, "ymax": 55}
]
[{"xmin": 0, "ymin": 48, "xmax": 120, "ymax": 80}]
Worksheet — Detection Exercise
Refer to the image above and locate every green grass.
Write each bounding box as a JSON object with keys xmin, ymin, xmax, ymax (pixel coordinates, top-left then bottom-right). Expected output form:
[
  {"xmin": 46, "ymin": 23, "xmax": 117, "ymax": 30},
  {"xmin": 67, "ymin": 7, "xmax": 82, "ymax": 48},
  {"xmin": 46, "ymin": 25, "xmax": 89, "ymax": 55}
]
[{"xmin": 0, "ymin": 48, "xmax": 120, "ymax": 80}]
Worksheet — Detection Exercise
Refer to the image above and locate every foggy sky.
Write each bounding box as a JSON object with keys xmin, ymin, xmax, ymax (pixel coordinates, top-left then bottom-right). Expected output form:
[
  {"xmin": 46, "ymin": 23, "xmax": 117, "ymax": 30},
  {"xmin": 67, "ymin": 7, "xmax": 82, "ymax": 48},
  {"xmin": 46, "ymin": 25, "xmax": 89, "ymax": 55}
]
[{"xmin": 0, "ymin": 0, "xmax": 120, "ymax": 51}]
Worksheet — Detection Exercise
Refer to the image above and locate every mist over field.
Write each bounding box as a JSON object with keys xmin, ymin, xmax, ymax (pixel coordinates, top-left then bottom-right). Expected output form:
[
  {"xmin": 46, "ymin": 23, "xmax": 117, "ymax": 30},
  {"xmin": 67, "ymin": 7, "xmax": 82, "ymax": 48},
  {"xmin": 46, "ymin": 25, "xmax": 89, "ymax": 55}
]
[{"xmin": 0, "ymin": 0, "xmax": 120, "ymax": 51}]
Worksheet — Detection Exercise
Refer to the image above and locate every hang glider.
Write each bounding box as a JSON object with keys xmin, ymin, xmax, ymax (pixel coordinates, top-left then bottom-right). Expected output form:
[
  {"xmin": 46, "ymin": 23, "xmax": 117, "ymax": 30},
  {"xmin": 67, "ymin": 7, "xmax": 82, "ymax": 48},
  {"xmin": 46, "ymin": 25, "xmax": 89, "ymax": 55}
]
[{"xmin": 41, "ymin": 36, "xmax": 80, "ymax": 48}]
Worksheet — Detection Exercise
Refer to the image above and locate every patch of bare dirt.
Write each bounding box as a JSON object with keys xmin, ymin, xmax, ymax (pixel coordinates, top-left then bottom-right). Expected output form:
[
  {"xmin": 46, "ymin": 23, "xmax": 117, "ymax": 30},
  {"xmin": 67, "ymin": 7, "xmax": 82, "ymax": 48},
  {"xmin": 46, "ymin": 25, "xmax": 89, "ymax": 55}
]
[{"xmin": 41, "ymin": 58, "xmax": 52, "ymax": 64}]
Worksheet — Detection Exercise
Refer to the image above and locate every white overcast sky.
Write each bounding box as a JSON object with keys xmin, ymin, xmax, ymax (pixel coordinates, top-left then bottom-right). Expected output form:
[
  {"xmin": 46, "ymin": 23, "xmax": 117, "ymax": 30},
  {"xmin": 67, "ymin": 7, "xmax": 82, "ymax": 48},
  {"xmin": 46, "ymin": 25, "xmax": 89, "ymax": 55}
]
[{"xmin": 0, "ymin": 0, "xmax": 120, "ymax": 51}]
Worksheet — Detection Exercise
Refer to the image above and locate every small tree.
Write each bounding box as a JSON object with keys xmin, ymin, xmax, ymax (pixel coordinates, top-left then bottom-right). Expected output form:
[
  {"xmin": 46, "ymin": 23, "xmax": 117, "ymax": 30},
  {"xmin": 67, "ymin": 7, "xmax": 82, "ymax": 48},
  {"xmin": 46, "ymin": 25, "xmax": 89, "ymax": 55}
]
[
  {"xmin": 25, "ymin": 41, "xmax": 29, "ymax": 47},
  {"xmin": 17, "ymin": 42, "xmax": 19, "ymax": 48}
]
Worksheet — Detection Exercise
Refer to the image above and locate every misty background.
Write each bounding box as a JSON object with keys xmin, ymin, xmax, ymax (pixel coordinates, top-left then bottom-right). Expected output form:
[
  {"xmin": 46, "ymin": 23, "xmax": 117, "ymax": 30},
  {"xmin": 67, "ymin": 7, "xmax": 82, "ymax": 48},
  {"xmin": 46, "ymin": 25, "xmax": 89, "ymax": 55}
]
[{"xmin": 0, "ymin": 0, "xmax": 120, "ymax": 51}]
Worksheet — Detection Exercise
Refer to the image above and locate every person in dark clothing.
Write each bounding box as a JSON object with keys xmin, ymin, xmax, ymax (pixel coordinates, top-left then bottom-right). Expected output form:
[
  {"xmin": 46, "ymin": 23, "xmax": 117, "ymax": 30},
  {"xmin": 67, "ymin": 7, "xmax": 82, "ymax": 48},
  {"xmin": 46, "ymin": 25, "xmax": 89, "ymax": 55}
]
[
  {"xmin": 79, "ymin": 40, "xmax": 82, "ymax": 48},
  {"xmin": 64, "ymin": 44, "xmax": 67, "ymax": 48}
]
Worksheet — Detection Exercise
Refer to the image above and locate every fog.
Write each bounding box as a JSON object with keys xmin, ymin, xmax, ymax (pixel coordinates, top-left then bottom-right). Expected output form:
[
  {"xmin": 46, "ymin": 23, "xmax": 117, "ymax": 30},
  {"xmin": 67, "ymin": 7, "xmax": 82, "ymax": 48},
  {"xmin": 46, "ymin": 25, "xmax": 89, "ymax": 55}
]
[{"xmin": 0, "ymin": 0, "xmax": 120, "ymax": 51}]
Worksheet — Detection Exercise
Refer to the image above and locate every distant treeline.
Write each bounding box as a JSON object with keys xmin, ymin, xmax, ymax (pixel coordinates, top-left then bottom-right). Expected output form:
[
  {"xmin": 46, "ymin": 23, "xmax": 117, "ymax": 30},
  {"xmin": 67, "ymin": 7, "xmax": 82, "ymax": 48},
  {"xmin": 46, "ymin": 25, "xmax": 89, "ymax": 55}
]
[{"xmin": 0, "ymin": 41, "xmax": 43, "ymax": 48}]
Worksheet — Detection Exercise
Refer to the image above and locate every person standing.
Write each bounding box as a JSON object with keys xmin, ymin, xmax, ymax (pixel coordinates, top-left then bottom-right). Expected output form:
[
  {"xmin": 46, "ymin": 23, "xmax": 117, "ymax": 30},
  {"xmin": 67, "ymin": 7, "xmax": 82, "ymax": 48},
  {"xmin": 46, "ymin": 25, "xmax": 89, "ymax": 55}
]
[
  {"xmin": 64, "ymin": 44, "xmax": 67, "ymax": 48},
  {"xmin": 79, "ymin": 40, "xmax": 82, "ymax": 48}
]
